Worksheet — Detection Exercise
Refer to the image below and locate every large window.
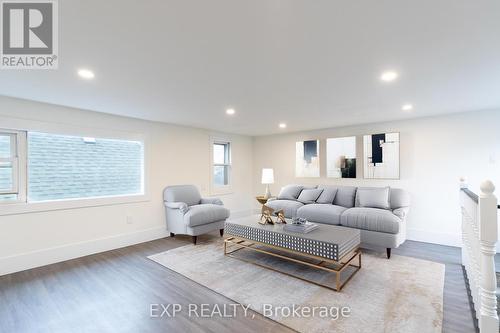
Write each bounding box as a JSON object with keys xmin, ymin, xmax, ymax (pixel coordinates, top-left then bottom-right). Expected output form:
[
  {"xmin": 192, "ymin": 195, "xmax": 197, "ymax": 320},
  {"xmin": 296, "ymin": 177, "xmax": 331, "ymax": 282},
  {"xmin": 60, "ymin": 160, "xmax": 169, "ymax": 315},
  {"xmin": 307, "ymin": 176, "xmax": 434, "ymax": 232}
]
[
  {"xmin": 0, "ymin": 130, "xmax": 144, "ymax": 205},
  {"xmin": 28, "ymin": 132, "xmax": 144, "ymax": 201},
  {"xmin": 212, "ymin": 141, "xmax": 231, "ymax": 187}
]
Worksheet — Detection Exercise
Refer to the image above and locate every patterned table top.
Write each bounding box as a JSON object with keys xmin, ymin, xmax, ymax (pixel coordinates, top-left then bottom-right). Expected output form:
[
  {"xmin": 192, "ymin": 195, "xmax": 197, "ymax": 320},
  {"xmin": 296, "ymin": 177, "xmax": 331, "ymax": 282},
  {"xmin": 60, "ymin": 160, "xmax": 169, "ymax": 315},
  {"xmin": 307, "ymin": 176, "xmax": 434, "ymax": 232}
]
[{"xmin": 225, "ymin": 215, "xmax": 360, "ymax": 261}]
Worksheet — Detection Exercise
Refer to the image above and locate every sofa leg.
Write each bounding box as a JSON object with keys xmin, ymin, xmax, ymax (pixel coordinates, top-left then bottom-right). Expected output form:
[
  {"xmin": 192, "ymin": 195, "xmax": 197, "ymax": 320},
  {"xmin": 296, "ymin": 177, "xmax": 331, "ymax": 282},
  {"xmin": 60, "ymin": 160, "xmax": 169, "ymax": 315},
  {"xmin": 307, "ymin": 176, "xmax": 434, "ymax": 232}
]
[
  {"xmin": 192, "ymin": 236, "xmax": 197, "ymax": 245},
  {"xmin": 170, "ymin": 232, "xmax": 175, "ymax": 237},
  {"xmin": 220, "ymin": 229, "xmax": 224, "ymax": 237},
  {"xmin": 386, "ymin": 248, "xmax": 391, "ymax": 259}
]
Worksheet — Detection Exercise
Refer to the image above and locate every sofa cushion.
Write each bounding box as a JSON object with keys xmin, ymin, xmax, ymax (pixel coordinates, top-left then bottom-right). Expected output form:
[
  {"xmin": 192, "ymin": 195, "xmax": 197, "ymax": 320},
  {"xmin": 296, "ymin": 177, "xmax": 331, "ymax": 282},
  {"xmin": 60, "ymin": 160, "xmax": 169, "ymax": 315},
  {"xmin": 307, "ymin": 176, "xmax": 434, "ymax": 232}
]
[
  {"xmin": 277, "ymin": 185, "xmax": 304, "ymax": 200},
  {"xmin": 265, "ymin": 199, "xmax": 304, "ymax": 218},
  {"xmin": 164, "ymin": 185, "xmax": 201, "ymax": 206},
  {"xmin": 390, "ymin": 188, "xmax": 410, "ymax": 209},
  {"xmin": 316, "ymin": 185, "xmax": 338, "ymax": 204},
  {"xmin": 333, "ymin": 186, "xmax": 357, "ymax": 208},
  {"xmin": 183, "ymin": 204, "xmax": 230, "ymax": 227},
  {"xmin": 297, "ymin": 188, "xmax": 323, "ymax": 204},
  {"xmin": 340, "ymin": 207, "xmax": 402, "ymax": 234},
  {"xmin": 356, "ymin": 187, "xmax": 390, "ymax": 209},
  {"xmin": 393, "ymin": 207, "xmax": 409, "ymax": 220},
  {"xmin": 296, "ymin": 204, "xmax": 347, "ymax": 225}
]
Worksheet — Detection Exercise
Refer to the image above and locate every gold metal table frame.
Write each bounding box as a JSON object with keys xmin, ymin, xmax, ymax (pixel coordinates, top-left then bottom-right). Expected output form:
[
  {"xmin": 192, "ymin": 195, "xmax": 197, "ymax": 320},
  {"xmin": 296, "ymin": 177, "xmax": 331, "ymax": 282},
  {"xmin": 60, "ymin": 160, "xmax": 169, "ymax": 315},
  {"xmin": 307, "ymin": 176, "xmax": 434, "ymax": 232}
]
[{"xmin": 224, "ymin": 236, "xmax": 361, "ymax": 292}]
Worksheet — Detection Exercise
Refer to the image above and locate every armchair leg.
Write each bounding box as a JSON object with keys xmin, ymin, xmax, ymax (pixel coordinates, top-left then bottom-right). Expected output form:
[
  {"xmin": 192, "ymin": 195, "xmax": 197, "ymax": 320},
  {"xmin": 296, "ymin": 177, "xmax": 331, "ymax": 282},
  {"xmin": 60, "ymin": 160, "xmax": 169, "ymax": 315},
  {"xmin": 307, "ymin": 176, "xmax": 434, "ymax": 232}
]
[
  {"xmin": 170, "ymin": 232, "xmax": 175, "ymax": 237},
  {"xmin": 220, "ymin": 229, "xmax": 224, "ymax": 237},
  {"xmin": 386, "ymin": 248, "xmax": 391, "ymax": 259},
  {"xmin": 192, "ymin": 236, "xmax": 197, "ymax": 245}
]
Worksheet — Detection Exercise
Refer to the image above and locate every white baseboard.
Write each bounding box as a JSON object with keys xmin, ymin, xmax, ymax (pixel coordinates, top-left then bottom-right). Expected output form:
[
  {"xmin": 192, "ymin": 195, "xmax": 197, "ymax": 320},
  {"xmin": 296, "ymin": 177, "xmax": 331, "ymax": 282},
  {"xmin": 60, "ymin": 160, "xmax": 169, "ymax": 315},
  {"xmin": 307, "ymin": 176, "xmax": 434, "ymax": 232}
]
[
  {"xmin": 406, "ymin": 228, "xmax": 461, "ymax": 248},
  {"xmin": 0, "ymin": 226, "xmax": 170, "ymax": 276},
  {"xmin": 0, "ymin": 209, "xmax": 255, "ymax": 276}
]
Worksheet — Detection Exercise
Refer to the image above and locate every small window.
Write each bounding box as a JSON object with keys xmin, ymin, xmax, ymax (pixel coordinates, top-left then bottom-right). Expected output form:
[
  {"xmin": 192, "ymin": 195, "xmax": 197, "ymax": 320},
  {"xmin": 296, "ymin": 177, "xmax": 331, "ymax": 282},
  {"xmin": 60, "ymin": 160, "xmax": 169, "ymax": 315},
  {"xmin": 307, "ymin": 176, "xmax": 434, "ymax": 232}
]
[
  {"xmin": 27, "ymin": 132, "xmax": 144, "ymax": 202},
  {"xmin": 212, "ymin": 141, "xmax": 231, "ymax": 187},
  {"xmin": 0, "ymin": 131, "xmax": 20, "ymax": 201}
]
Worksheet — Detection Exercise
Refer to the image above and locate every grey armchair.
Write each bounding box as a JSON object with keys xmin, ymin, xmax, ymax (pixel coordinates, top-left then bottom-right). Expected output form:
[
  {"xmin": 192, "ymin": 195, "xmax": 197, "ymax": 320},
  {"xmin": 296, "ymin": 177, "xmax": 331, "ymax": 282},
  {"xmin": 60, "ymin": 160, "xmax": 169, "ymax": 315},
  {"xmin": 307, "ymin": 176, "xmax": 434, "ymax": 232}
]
[{"xmin": 163, "ymin": 185, "xmax": 230, "ymax": 244}]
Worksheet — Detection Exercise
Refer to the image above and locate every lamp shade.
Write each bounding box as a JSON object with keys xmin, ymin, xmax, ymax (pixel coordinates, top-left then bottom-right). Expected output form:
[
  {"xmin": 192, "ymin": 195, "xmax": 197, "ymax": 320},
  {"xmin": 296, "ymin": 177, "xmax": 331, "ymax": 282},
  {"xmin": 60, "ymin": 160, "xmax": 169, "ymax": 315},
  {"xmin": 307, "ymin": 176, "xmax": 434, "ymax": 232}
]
[{"xmin": 261, "ymin": 168, "xmax": 274, "ymax": 184}]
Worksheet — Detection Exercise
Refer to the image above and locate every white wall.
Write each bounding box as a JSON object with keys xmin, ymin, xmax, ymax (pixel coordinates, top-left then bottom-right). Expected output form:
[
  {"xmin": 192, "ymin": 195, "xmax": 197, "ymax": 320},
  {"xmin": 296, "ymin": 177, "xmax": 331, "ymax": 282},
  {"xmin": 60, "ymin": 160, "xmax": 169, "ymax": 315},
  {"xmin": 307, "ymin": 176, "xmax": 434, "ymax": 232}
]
[
  {"xmin": 252, "ymin": 110, "xmax": 500, "ymax": 248},
  {"xmin": 1, "ymin": 96, "xmax": 498, "ymax": 276},
  {"xmin": 0, "ymin": 96, "xmax": 254, "ymax": 275}
]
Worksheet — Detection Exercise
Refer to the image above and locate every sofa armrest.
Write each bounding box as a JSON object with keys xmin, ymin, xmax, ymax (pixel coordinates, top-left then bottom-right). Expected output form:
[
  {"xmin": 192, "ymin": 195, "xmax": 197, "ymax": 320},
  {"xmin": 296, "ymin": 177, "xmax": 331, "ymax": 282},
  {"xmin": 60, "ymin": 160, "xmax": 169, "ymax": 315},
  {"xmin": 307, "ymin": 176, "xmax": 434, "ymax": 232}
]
[
  {"xmin": 164, "ymin": 201, "xmax": 189, "ymax": 214},
  {"xmin": 200, "ymin": 197, "xmax": 223, "ymax": 205},
  {"xmin": 393, "ymin": 207, "xmax": 409, "ymax": 220}
]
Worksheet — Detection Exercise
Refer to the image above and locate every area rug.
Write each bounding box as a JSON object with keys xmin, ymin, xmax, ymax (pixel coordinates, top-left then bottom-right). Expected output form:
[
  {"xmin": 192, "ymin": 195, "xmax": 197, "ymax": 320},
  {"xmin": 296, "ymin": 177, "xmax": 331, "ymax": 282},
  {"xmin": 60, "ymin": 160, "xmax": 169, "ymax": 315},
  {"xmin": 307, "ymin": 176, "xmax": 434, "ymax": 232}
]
[{"xmin": 149, "ymin": 240, "xmax": 444, "ymax": 332}]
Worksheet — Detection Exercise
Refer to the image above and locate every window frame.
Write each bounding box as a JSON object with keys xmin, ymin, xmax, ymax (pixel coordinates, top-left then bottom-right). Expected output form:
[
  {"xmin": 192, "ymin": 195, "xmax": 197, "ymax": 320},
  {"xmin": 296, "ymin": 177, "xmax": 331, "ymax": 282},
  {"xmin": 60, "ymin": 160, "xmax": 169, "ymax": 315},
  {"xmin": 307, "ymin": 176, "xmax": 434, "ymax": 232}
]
[
  {"xmin": 0, "ymin": 129, "xmax": 27, "ymax": 203},
  {"xmin": 210, "ymin": 137, "xmax": 232, "ymax": 195},
  {"xmin": 0, "ymin": 119, "xmax": 149, "ymax": 216},
  {"xmin": 26, "ymin": 132, "xmax": 145, "ymax": 203}
]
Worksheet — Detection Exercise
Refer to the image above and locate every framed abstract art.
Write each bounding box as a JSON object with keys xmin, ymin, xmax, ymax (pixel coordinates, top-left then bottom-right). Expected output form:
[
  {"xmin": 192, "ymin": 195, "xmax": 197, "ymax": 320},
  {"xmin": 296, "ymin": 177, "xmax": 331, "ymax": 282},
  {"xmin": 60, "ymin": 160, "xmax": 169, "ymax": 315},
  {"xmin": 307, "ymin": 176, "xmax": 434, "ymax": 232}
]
[
  {"xmin": 326, "ymin": 136, "xmax": 356, "ymax": 178},
  {"xmin": 363, "ymin": 132, "xmax": 400, "ymax": 179},
  {"xmin": 295, "ymin": 140, "xmax": 320, "ymax": 177}
]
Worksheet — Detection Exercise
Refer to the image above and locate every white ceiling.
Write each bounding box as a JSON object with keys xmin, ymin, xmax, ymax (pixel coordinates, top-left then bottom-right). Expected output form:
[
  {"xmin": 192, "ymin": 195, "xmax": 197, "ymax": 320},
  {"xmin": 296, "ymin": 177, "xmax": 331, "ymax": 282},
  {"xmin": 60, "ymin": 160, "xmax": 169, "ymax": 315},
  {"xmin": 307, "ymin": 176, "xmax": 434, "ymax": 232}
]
[{"xmin": 1, "ymin": 0, "xmax": 499, "ymax": 136}]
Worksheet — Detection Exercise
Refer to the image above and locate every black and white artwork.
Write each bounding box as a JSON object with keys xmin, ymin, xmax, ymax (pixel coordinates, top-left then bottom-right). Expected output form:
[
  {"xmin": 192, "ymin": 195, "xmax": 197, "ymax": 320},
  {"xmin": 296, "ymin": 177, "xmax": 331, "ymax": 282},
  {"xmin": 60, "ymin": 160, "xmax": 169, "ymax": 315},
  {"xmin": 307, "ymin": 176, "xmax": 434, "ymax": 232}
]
[
  {"xmin": 363, "ymin": 132, "xmax": 400, "ymax": 179},
  {"xmin": 295, "ymin": 140, "xmax": 320, "ymax": 177},
  {"xmin": 326, "ymin": 137, "xmax": 356, "ymax": 178}
]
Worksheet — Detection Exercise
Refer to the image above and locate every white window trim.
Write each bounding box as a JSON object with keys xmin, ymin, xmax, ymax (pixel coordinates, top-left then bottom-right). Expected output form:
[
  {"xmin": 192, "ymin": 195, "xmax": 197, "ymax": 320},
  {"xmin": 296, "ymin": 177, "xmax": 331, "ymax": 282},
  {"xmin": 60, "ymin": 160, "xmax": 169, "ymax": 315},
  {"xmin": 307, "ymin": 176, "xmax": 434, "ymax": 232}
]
[
  {"xmin": 0, "ymin": 117, "xmax": 150, "ymax": 216},
  {"xmin": 209, "ymin": 137, "xmax": 233, "ymax": 195},
  {"xmin": 0, "ymin": 129, "xmax": 26, "ymax": 202},
  {"xmin": 0, "ymin": 194, "xmax": 149, "ymax": 216}
]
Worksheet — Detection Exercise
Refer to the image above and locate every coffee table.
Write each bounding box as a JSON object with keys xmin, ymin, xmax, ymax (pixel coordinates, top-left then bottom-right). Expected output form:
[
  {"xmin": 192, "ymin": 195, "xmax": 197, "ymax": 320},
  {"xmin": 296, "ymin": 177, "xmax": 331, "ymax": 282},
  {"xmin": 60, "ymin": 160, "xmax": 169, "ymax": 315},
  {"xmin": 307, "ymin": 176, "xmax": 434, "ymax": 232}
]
[{"xmin": 224, "ymin": 215, "xmax": 361, "ymax": 291}]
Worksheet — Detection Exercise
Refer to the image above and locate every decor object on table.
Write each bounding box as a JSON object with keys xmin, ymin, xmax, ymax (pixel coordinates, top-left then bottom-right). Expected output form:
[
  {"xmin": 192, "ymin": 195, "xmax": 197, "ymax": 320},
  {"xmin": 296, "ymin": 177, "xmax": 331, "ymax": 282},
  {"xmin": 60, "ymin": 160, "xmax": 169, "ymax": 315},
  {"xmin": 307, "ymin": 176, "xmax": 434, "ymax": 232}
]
[
  {"xmin": 259, "ymin": 205, "xmax": 275, "ymax": 225},
  {"xmin": 265, "ymin": 184, "xmax": 410, "ymax": 258},
  {"xmin": 275, "ymin": 209, "xmax": 286, "ymax": 224},
  {"xmin": 163, "ymin": 184, "xmax": 230, "ymax": 245},
  {"xmin": 363, "ymin": 132, "xmax": 400, "ymax": 179},
  {"xmin": 326, "ymin": 136, "xmax": 357, "ymax": 178},
  {"xmin": 284, "ymin": 220, "xmax": 318, "ymax": 233},
  {"xmin": 295, "ymin": 140, "xmax": 320, "ymax": 177},
  {"xmin": 291, "ymin": 217, "xmax": 307, "ymax": 225},
  {"xmin": 261, "ymin": 168, "xmax": 274, "ymax": 199}
]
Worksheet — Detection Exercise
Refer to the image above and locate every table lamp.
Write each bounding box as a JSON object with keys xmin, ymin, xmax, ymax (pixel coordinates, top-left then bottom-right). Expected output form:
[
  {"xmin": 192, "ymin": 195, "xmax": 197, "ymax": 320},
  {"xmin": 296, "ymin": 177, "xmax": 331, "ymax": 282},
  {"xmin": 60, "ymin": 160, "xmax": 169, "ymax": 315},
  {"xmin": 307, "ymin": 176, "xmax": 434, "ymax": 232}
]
[{"xmin": 261, "ymin": 168, "xmax": 274, "ymax": 199}]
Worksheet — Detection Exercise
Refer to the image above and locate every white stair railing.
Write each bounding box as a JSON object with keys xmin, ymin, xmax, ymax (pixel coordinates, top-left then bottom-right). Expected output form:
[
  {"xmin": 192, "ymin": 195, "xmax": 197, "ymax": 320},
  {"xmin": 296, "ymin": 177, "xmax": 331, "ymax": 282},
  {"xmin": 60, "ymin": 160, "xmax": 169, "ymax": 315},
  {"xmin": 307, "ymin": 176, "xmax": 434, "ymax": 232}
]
[{"xmin": 460, "ymin": 178, "xmax": 498, "ymax": 332}]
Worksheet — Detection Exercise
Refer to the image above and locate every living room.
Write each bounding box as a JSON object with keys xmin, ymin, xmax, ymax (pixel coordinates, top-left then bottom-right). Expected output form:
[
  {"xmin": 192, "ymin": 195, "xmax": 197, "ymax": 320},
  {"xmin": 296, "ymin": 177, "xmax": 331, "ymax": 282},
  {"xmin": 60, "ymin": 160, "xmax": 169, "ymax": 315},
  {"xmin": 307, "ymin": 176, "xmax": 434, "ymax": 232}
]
[{"xmin": 0, "ymin": 1, "xmax": 499, "ymax": 333}]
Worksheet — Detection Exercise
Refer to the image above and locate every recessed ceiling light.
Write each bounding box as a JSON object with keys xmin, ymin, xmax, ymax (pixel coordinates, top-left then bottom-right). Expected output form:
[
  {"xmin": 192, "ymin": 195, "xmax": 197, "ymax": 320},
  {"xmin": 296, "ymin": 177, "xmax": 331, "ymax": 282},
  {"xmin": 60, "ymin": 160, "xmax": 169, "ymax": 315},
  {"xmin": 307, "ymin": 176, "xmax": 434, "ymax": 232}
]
[
  {"xmin": 77, "ymin": 69, "xmax": 95, "ymax": 80},
  {"xmin": 380, "ymin": 71, "xmax": 398, "ymax": 82},
  {"xmin": 279, "ymin": 123, "xmax": 287, "ymax": 129},
  {"xmin": 226, "ymin": 108, "xmax": 235, "ymax": 115},
  {"xmin": 402, "ymin": 104, "xmax": 413, "ymax": 111}
]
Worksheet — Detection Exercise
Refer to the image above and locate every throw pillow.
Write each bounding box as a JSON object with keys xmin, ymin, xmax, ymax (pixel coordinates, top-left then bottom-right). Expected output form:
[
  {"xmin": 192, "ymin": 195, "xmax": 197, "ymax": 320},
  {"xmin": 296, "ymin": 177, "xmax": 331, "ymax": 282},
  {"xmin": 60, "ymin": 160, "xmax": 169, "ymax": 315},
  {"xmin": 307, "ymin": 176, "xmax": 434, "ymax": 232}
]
[
  {"xmin": 356, "ymin": 187, "xmax": 391, "ymax": 209},
  {"xmin": 277, "ymin": 185, "xmax": 304, "ymax": 200},
  {"xmin": 334, "ymin": 186, "xmax": 358, "ymax": 208},
  {"xmin": 316, "ymin": 185, "xmax": 338, "ymax": 204},
  {"xmin": 297, "ymin": 188, "xmax": 324, "ymax": 204}
]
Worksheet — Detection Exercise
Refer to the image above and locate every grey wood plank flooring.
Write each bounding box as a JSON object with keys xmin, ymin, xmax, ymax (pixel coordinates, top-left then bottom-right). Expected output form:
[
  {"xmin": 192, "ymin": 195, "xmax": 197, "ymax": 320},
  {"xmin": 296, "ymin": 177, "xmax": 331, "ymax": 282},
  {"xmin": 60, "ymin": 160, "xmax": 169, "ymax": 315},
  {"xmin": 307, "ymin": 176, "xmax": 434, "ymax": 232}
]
[{"xmin": 0, "ymin": 233, "xmax": 490, "ymax": 333}]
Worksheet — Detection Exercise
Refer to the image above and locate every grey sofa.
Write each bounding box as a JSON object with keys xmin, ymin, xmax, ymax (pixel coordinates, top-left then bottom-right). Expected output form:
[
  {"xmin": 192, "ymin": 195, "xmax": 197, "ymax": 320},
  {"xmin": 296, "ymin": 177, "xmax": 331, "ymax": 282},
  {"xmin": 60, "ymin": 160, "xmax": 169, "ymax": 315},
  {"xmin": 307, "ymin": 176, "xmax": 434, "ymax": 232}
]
[
  {"xmin": 266, "ymin": 185, "xmax": 410, "ymax": 258},
  {"xmin": 163, "ymin": 185, "xmax": 230, "ymax": 244}
]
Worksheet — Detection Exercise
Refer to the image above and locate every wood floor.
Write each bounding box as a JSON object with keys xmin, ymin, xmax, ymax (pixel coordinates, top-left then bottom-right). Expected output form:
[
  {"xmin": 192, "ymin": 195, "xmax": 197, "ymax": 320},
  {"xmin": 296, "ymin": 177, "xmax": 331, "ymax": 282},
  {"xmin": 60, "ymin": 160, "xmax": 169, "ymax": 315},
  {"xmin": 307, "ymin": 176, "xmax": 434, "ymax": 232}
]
[{"xmin": 0, "ymin": 233, "xmax": 492, "ymax": 333}]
